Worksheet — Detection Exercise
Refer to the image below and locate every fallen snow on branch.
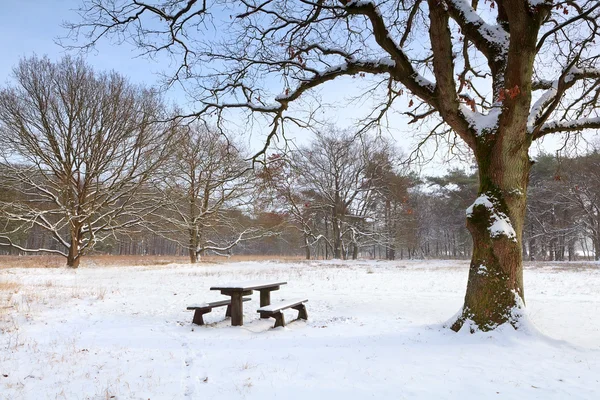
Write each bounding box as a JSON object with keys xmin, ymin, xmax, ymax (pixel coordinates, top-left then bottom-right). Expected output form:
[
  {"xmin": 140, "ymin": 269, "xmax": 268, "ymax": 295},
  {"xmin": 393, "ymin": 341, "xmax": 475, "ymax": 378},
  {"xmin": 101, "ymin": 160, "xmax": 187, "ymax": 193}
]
[
  {"xmin": 539, "ymin": 116, "xmax": 600, "ymax": 133},
  {"xmin": 528, "ymin": 80, "xmax": 558, "ymax": 129},
  {"xmin": 447, "ymin": 0, "xmax": 509, "ymax": 58},
  {"xmin": 528, "ymin": 0, "xmax": 552, "ymax": 6},
  {"xmin": 460, "ymin": 105, "xmax": 501, "ymax": 135}
]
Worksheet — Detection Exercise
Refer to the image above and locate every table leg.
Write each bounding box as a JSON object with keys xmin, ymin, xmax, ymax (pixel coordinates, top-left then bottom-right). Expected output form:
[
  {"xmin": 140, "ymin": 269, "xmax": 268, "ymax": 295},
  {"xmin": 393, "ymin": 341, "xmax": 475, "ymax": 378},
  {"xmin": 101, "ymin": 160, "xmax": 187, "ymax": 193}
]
[
  {"xmin": 231, "ymin": 292, "xmax": 244, "ymax": 326},
  {"xmin": 259, "ymin": 289, "xmax": 273, "ymax": 319},
  {"xmin": 259, "ymin": 289, "xmax": 271, "ymax": 308}
]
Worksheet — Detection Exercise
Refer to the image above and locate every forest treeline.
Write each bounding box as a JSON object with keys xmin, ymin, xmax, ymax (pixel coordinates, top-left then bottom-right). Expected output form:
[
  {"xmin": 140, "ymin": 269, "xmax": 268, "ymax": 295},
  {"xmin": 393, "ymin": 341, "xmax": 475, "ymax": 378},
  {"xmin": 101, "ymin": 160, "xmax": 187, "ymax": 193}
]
[{"xmin": 1, "ymin": 57, "xmax": 599, "ymax": 265}]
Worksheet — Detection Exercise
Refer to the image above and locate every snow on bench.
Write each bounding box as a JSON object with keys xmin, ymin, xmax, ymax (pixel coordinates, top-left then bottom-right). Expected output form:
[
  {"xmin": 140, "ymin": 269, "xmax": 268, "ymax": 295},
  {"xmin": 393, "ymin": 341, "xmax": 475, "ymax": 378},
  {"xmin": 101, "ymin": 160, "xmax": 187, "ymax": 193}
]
[
  {"xmin": 187, "ymin": 297, "xmax": 251, "ymax": 325},
  {"xmin": 257, "ymin": 298, "xmax": 308, "ymax": 328}
]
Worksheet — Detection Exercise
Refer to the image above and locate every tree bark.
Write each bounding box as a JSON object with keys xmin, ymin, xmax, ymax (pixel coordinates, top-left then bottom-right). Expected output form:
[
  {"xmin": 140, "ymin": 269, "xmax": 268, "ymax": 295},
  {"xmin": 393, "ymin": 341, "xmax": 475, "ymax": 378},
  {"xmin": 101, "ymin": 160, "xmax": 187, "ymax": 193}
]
[
  {"xmin": 332, "ymin": 217, "xmax": 342, "ymax": 259},
  {"xmin": 66, "ymin": 231, "xmax": 81, "ymax": 268},
  {"xmin": 304, "ymin": 235, "xmax": 311, "ymax": 260},
  {"xmin": 451, "ymin": 139, "xmax": 531, "ymax": 331},
  {"xmin": 189, "ymin": 227, "xmax": 199, "ymax": 263}
]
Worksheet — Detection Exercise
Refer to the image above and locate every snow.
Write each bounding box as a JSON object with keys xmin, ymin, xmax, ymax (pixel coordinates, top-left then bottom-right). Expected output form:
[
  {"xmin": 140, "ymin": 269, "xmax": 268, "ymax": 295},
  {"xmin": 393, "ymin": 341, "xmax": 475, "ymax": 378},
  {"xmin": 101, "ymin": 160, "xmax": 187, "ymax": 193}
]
[
  {"xmin": 447, "ymin": 0, "xmax": 509, "ymax": 58},
  {"xmin": 1, "ymin": 259, "xmax": 600, "ymax": 399},
  {"xmin": 460, "ymin": 105, "xmax": 502, "ymax": 135},
  {"xmin": 540, "ymin": 117, "xmax": 600, "ymax": 133},
  {"xmin": 564, "ymin": 67, "xmax": 600, "ymax": 83},
  {"xmin": 465, "ymin": 193, "xmax": 494, "ymax": 214},
  {"xmin": 414, "ymin": 74, "xmax": 436, "ymax": 91},
  {"xmin": 467, "ymin": 193, "xmax": 517, "ymax": 241},
  {"xmin": 489, "ymin": 215, "xmax": 517, "ymax": 240},
  {"xmin": 211, "ymin": 280, "xmax": 286, "ymax": 289},
  {"xmin": 528, "ymin": 80, "xmax": 558, "ymax": 129},
  {"xmin": 257, "ymin": 298, "xmax": 307, "ymax": 312},
  {"xmin": 528, "ymin": 0, "xmax": 552, "ymax": 6}
]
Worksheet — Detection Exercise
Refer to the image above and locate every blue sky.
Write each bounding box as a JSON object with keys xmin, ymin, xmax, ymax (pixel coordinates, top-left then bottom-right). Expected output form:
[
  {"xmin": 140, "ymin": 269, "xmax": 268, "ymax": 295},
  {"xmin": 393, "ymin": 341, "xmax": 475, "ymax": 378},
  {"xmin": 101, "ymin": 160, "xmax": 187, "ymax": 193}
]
[{"xmin": 0, "ymin": 1, "xmax": 161, "ymax": 87}]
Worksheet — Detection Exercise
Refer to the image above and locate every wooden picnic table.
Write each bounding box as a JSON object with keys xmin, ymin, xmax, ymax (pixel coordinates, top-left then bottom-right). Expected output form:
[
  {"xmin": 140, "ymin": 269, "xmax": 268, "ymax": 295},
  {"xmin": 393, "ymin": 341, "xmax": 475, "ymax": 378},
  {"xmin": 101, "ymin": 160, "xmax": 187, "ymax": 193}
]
[{"xmin": 210, "ymin": 280, "xmax": 287, "ymax": 326}]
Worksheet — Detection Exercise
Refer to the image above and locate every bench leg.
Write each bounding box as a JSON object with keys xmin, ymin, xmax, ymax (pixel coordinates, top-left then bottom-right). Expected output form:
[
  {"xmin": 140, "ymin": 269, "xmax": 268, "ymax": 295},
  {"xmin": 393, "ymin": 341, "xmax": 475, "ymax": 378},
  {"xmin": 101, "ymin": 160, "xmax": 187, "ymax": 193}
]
[
  {"xmin": 259, "ymin": 290, "xmax": 271, "ymax": 318},
  {"xmin": 292, "ymin": 304, "xmax": 308, "ymax": 320},
  {"xmin": 192, "ymin": 309, "xmax": 211, "ymax": 325},
  {"xmin": 272, "ymin": 311, "xmax": 285, "ymax": 328},
  {"xmin": 225, "ymin": 304, "xmax": 232, "ymax": 317},
  {"xmin": 259, "ymin": 287, "xmax": 281, "ymax": 318}
]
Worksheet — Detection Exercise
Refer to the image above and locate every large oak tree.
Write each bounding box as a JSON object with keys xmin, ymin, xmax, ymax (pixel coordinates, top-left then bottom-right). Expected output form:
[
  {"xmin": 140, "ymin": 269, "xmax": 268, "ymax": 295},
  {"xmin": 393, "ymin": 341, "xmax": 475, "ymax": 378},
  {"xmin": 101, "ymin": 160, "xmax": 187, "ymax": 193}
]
[
  {"xmin": 0, "ymin": 56, "xmax": 173, "ymax": 267},
  {"xmin": 67, "ymin": 0, "xmax": 600, "ymax": 330}
]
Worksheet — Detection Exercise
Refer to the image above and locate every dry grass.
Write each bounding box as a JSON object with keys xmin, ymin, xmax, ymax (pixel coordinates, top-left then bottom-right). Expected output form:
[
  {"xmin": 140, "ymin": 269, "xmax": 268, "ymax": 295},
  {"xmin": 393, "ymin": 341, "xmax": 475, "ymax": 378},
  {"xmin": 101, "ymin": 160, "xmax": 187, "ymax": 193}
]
[
  {"xmin": 0, "ymin": 280, "xmax": 21, "ymax": 322},
  {"xmin": 0, "ymin": 255, "xmax": 65, "ymax": 269},
  {"xmin": 0, "ymin": 254, "xmax": 306, "ymax": 269},
  {"xmin": 199, "ymin": 254, "xmax": 305, "ymax": 264}
]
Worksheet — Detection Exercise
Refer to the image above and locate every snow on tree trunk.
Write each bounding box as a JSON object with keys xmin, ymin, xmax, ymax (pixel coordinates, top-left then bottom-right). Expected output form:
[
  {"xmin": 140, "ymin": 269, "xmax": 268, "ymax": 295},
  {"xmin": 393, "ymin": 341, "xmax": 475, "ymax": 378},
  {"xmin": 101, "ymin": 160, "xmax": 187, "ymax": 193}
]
[
  {"xmin": 67, "ymin": 233, "xmax": 81, "ymax": 268},
  {"xmin": 189, "ymin": 227, "xmax": 199, "ymax": 264},
  {"xmin": 450, "ymin": 138, "xmax": 531, "ymax": 332}
]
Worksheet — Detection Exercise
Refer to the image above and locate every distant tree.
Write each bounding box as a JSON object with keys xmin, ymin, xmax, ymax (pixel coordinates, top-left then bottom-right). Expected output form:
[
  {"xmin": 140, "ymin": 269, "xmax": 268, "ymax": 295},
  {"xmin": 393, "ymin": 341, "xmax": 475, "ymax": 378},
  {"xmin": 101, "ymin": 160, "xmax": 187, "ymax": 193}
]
[
  {"xmin": 426, "ymin": 169, "xmax": 478, "ymax": 258},
  {"xmin": 258, "ymin": 153, "xmax": 323, "ymax": 260},
  {"xmin": 525, "ymin": 154, "xmax": 578, "ymax": 261},
  {"xmin": 149, "ymin": 124, "xmax": 263, "ymax": 263},
  {"xmin": 365, "ymin": 148, "xmax": 413, "ymax": 260},
  {"xmin": 293, "ymin": 129, "xmax": 384, "ymax": 259},
  {"xmin": 565, "ymin": 151, "xmax": 600, "ymax": 260},
  {"xmin": 0, "ymin": 56, "xmax": 172, "ymax": 267}
]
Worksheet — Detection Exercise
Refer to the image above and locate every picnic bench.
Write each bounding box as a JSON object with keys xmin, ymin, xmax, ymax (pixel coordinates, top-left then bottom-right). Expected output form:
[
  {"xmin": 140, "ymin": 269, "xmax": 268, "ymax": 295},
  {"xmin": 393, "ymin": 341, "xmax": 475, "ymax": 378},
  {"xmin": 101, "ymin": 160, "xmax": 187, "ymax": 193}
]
[
  {"xmin": 187, "ymin": 298, "xmax": 251, "ymax": 325},
  {"xmin": 210, "ymin": 280, "xmax": 287, "ymax": 326},
  {"xmin": 257, "ymin": 298, "xmax": 308, "ymax": 328}
]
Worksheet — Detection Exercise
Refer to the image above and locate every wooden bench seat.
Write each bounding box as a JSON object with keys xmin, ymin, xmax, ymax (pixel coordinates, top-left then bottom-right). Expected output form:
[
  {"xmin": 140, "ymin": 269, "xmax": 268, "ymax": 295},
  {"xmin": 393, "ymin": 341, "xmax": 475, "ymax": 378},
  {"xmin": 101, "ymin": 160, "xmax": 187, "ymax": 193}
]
[
  {"xmin": 187, "ymin": 298, "xmax": 251, "ymax": 325},
  {"xmin": 257, "ymin": 298, "xmax": 308, "ymax": 328}
]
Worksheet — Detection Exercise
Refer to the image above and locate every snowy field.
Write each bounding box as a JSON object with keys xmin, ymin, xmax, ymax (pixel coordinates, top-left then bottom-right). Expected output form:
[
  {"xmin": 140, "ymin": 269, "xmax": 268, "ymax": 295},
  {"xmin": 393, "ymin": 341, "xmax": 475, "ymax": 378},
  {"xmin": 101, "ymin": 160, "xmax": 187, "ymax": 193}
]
[{"xmin": 1, "ymin": 259, "xmax": 599, "ymax": 400}]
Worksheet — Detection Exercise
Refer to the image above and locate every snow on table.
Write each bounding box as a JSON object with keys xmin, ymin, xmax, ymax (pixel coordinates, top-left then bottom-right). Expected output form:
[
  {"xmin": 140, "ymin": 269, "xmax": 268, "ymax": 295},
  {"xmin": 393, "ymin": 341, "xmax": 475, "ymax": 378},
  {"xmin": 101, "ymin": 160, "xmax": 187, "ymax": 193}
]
[{"xmin": 210, "ymin": 280, "xmax": 287, "ymax": 290}]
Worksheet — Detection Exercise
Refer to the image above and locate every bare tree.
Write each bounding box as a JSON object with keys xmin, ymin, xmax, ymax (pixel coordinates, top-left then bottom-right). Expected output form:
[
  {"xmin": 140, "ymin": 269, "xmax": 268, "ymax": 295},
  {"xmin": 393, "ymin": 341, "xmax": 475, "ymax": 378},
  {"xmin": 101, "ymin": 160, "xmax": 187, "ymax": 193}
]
[
  {"xmin": 563, "ymin": 151, "xmax": 600, "ymax": 260},
  {"xmin": 293, "ymin": 129, "xmax": 384, "ymax": 259},
  {"xmin": 67, "ymin": 0, "xmax": 600, "ymax": 330},
  {"xmin": 258, "ymin": 153, "xmax": 324, "ymax": 260},
  {"xmin": 150, "ymin": 123, "xmax": 265, "ymax": 263},
  {"xmin": 0, "ymin": 56, "xmax": 173, "ymax": 267}
]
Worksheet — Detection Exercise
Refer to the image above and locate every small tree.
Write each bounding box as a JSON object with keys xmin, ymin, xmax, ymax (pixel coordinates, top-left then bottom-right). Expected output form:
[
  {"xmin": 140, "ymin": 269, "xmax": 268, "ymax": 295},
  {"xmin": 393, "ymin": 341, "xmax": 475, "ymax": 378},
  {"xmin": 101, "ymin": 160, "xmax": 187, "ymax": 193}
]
[
  {"xmin": 565, "ymin": 151, "xmax": 600, "ymax": 260},
  {"xmin": 0, "ymin": 56, "xmax": 172, "ymax": 267},
  {"xmin": 151, "ymin": 124, "xmax": 261, "ymax": 263},
  {"xmin": 258, "ymin": 153, "xmax": 322, "ymax": 260},
  {"xmin": 293, "ymin": 129, "xmax": 382, "ymax": 259}
]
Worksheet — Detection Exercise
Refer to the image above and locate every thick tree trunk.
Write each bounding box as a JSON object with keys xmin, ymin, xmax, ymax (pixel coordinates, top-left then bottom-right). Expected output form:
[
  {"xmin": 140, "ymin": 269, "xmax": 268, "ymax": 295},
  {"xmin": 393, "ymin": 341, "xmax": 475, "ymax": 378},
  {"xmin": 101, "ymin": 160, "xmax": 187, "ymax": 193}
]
[{"xmin": 451, "ymin": 141, "xmax": 531, "ymax": 332}]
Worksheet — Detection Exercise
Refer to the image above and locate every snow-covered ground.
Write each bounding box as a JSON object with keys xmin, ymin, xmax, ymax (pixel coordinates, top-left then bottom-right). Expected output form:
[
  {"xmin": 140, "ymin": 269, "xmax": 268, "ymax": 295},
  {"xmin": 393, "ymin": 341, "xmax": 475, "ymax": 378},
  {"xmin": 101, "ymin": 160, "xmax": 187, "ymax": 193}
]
[{"xmin": 1, "ymin": 259, "xmax": 599, "ymax": 399}]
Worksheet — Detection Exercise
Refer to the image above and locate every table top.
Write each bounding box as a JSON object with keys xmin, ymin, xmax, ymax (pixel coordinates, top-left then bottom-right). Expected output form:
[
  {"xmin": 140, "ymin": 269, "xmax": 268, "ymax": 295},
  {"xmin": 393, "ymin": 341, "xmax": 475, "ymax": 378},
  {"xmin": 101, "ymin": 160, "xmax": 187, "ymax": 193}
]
[{"xmin": 210, "ymin": 280, "xmax": 287, "ymax": 291}]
